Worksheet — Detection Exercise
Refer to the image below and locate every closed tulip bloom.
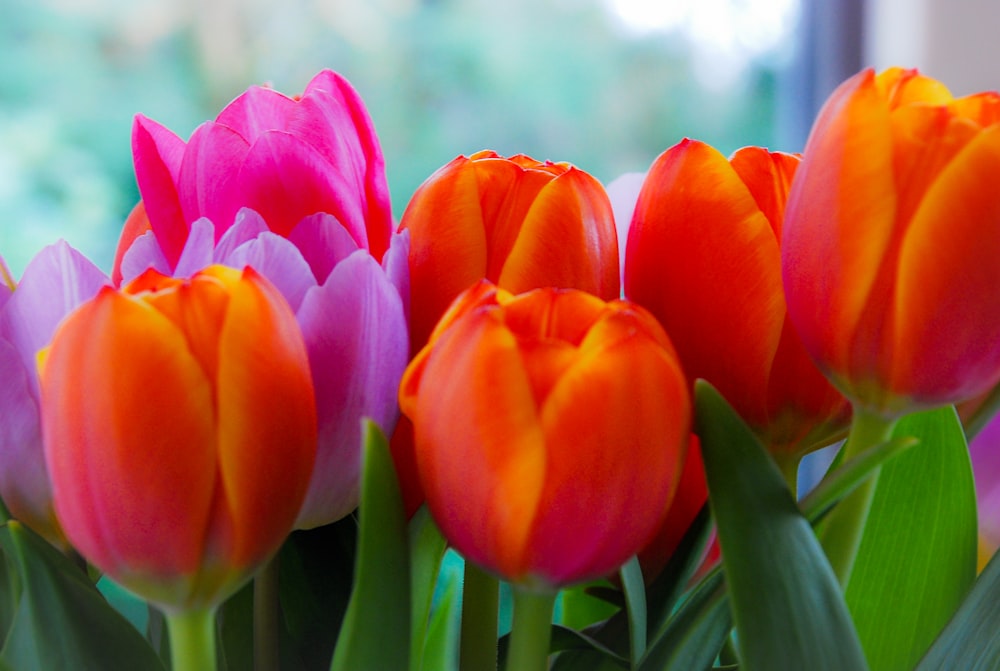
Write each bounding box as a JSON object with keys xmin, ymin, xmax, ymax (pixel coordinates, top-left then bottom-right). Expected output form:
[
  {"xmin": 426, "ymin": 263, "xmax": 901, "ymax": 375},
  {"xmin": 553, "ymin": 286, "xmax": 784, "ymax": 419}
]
[
  {"xmin": 116, "ymin": 69, "xmax": 392, "ymax": 282},
  {"xmin": 114, "ymin": 69, "xmax": 409, "ymax": 529},
  {"xmin": 39, "ymin": 265, "xmax": 316, "ymax": 611},
  {"xmin": 782, "ymin": 67, "xmax": 1000, "ymax": 415},
  {"xmin": 0, "ymin": 243, "xmax": 110, "ymax": 546},
  {"xmin": 400, "ymin": 150, "xmax": 620, "ymax": 352},
  {"xmin": 399, "ymin": 281, "xmax": 690, "ymax": 587},
  {"xmin": 625, "ymin": 140, "xmax": 849, "ymax": 458},
  {"xmin": 395, "ymin": 151, "xmax": 619, "ymax": 514}
]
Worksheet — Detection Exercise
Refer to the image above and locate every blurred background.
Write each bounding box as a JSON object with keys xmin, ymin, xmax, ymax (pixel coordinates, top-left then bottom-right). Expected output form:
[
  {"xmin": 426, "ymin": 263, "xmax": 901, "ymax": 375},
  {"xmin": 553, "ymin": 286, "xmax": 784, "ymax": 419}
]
[
  {"xmin": 0, "ymin": 0, "xmax": 807, "ymax": 276},
  {"xmin": 1, "ymin": 0, "xmax": 996, "ymax": 277}
]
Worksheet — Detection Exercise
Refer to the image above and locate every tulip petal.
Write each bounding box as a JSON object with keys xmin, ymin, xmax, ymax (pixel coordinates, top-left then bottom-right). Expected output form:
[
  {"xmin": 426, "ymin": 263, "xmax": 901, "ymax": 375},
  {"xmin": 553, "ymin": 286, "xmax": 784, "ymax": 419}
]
[
  {"xmin": 0, "ymin": 338, "xmax": 58, "ymax": 543},
  {"xmin": 301, "ymin": 70, "xmax": 394, "ymax": 259},
  {"xmin": 214, "ymin": 85, "xmax": 298, "ymax": 142},
  {"xmin": 892, "ymin": 124, "xmax": 1000, "ymax": 404},
  {"xmin": 294, "ymin": 251, "xmax": 409, "ymax": 528},
  {"xmin": 381, "ymin": 229, "xmax": 411, "ymax": 323},
  {"xmin": 286, "ymin": 212, "xmax": 362, "ymax": 284},
  {"xmin": 502, "ymin": 167, "xmax": 620, "ymax": 301},
  {"xmin": 132, "ymin": 115, "xmax": 189, "ymax": 267},
  {"xmin": 119, "ymin": 230, "xmax": 172, "ymax": 286},
  {"xmin": 172, "ymin": 218, "xmax": 216, "ymax": 278},
  {"xmin": 626, "ymin": 140, "xmax": 783, "ymax": 427},
  {"xmin": 218, "ymin": 232, "xmax": 316, "ymax": 312},
  {"xmin": 413, "ymin": 310, "xmax": 547, "ymax": 580},
  {"xmin": 177, "ymin": 121, "xmax": 251, "ymax": 238},
  {"xmin": 525, "ymin": 315, "xmax": 690, "ymax": 584},
  {"xmin": 782, "ymin": 70, "xmax": 898, "ymax": 385},
  {"xmin": 111, "ymin": 202, "xmax": 153, "ymax": 286},
  {"xmin": 237, "ymin": 131, "xmax": 367, "ymax": 245},
  {"xmin": 212, "ymin": 267, "xmax": 316, "ymax": 566},
  {"xmin": 402, "ymin": 157, "xmax": 489, "ymax": 349},
  {"xmin": 42, "ymin": 288, "xmax": 218, "ymax": 577},
  {"xmin": 214, "ymin": 208, "xmax": 271, "ymax": 260},
  {"xmin": 0, "ymin": 241, "xmax": 110, "ymax": 388},
  {"xmin": 605, "ymin": 171, "xmax": 646, "ymax": 285}
]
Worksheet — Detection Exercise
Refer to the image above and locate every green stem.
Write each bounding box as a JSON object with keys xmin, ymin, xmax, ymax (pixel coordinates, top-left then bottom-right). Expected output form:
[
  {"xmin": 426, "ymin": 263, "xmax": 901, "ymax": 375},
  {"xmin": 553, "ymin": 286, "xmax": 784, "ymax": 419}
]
[
  {"xmin": 460, "ymin": 561, "xmax": 499, "ymax": 671},
  {"xmin": 776, "ymin": 454, "xmax": 801, "ymax": 500},
  {"xmin": 505, "ymin": 586, "xmax": 556, "ymax": 671},
  {"xmin": 819, "ymin": 405, "xmax": 898, "ymax": 586},
  {"xmin": 254, "ymin": 556, "xmax": 281, "ymax": 671},
  {"xmin": 166, "ymin": 607, "xmax": 217, "ymax": 671}
]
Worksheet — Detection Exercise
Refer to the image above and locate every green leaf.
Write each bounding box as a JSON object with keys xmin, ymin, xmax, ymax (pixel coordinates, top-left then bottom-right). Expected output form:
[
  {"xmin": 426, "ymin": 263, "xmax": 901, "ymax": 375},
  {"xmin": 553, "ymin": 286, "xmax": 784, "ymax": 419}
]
[
  {"xmin": 421, "ymin": 569, "xmax": 461, "ymax": 671},
  {"xmin": 845, "ymin": 406, "xmax": 977, "ymax": 671},
  {"xmin": 637, "ymin": 569, "xmax": 730, "ymax": 671},
  {"xmin": 916, "ymin": 548, "xmax": 1000, "ymax": 670},
  {"xmin": 329, "ymin": 421, "xmax": 411, "ymax": 671},
  {"xmin": 0, "ymin": 520, "xmax": 165, "ymax": 671},
  {"xmin": 644, "ymin": 504, "xmax": 713, "ymax": 637},
  {"xmin": 500, "ymin": 624, "xmax": 630, "ymax": 669},
  {"xmin": 799, "ymin": 436, "xmax": 918, "ymax": 524},
  {"xmin": 695, "ymin": 381, "xmax": 868, "ymax": 671},
  {"xmin": 408, "ymin": 505, "xmax": 448, "ymax": 671},
  {"xmin": 619, "ymin": 556, "xmax": 646, "ymax": 664}
]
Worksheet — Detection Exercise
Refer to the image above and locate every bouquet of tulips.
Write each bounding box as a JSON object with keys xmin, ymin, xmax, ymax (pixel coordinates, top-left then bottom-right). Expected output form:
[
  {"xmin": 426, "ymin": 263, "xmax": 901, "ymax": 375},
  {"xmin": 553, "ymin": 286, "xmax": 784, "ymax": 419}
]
[{"xmin": 0, "ymin": 65, "xmax": 998, "ymax": 671}]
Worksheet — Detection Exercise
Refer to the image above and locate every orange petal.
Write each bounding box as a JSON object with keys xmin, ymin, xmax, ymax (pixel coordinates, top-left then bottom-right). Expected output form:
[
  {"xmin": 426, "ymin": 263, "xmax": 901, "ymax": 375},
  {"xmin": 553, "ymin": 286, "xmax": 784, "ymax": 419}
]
[{"xmin": 42, "ymin": 288, "xmax": 217, "ymax": 577}]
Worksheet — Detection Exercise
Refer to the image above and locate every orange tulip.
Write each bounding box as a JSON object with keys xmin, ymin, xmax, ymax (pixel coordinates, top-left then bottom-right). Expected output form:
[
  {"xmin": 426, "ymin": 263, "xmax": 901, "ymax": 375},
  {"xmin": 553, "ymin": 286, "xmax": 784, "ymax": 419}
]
[
  {"xmin": 400, "ymin": 150, "xmax": 620, "ymax": 352},
  {"xmin": 625, "ymin": 140, "xmax": 850, "ymax": 458},
  {"xmin": 395, "ymin": 150, "xmax": 620, "ymax": 515},
  {"xmin": 782, "ymin": 67, "xmax": 1000, "ymax": 415},
  {"xmin": 39, "ymin": 265, "xmax": 316, "ymax": 611},
  {"xmin": 399, "ymin": 281, "xmax": 690, "ymax": 587}
]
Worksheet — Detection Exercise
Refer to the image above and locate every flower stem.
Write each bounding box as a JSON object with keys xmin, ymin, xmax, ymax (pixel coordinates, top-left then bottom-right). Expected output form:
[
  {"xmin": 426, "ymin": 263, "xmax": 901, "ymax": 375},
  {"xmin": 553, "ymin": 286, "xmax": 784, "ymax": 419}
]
[
  {"xmin": 460, "ymin": 561, "xmax": 499, "ymax": 671},
  {"xmin": 166, "ymin": 607, "xmax": 217, "ymax": 671},
  {"xmin": 505, "ymin": 586, "xmax": 555, "ymax": 671},
  {"xmin": 820, "ymin": 405, "xmax": 898, "ymax": 585},
  {"xmin": 254, "ymin": 556, "xmax": 281, "ymax": 671}
]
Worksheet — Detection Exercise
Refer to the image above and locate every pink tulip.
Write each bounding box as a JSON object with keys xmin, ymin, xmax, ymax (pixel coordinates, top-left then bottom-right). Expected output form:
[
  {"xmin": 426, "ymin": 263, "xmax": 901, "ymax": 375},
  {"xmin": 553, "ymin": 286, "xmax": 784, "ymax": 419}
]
[
  {"xmin": 114, "ymin": 70, "xmax": 409, "ymax": 529},
  {"xmin": 0, "ymin": 242, "xmax": 110, "ymax": 545}
]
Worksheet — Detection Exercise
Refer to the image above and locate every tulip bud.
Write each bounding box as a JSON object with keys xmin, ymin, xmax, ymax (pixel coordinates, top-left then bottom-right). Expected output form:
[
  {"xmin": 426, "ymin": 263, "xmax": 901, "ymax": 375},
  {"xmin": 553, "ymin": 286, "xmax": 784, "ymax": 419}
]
[
  {"xmin": 399, "ymin": 281, "xmax": 690, "ymax": 588},
  {"xmin": 39, "ymin": 265, "xmax": 316, "ymax": 611},
  {"xmin": 625, "ymin": 140, "xmax": 850, "ymax": 457},
  {"xmin": 782, "ymin": 67, "xmax": 1000, "ymax": 416}
]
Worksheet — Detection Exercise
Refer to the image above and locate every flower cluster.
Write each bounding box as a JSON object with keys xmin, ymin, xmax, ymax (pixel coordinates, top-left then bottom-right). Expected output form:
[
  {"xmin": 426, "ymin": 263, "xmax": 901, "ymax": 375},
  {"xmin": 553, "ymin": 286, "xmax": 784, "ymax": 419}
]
[{"xmin": 1, "ymin": 64, "xmax": 999, "ymax": 671}]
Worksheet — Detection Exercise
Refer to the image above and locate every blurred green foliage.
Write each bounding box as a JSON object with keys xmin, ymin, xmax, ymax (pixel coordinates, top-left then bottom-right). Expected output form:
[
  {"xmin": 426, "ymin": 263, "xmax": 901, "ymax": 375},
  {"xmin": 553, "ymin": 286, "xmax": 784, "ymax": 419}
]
[{"xmin": 0, "ymin": 0, "xmax": 789, "ymax": 276}]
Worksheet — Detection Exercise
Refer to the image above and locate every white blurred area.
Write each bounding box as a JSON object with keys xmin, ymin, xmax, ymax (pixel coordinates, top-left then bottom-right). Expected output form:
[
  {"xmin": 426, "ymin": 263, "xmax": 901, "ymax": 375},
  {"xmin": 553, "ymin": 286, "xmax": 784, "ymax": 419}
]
[
  {"xmin": 606, "ymin": 0, "xmax": 800, "ymax": 89},
  {"xmin": 865, "ymin": 0, "xmax": 1000, "ymax": 96}
]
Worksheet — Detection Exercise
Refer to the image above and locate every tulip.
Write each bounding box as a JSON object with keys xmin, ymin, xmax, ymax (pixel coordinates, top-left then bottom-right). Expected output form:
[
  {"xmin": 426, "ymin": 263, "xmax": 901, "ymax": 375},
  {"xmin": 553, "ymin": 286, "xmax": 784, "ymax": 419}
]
[
  {"xmin": 782, "ymin": 67, "xmax": 1000, "ymax": 416},
  {"xmin": 116, "ymin": 69, "xmax": 393, "ymax": 283},
  {"xmin": 0, "ymin": 242, "xmax": 110, "ymax": 546},
  {"xmin": 400, "ymin": 150, "xmax": 620, "ymax": 352},
  {"xmin": 39, "ymin": 265, "xmax": 316, "ymax": 612},
  {"xmin": 399, "ymin": 281, "xmax": 690, "ymax": 588},
  {"xmin": 114, "ymin": 70, "xmax": 409, "ymax": 529},
  {"xmin": 395, "ymin": 151, "xmax": 620, "ymax": 514},
  {"xmin": 625, "ymin": 140, "xmax": 850, "ymax": 462}
]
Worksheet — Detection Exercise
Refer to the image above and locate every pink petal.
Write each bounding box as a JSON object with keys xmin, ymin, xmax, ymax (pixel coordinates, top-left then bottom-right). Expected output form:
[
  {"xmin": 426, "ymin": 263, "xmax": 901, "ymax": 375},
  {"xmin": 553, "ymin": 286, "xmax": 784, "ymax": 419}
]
[
  {"xmin": 293, "ymin": 251, "xmax": 408, "ymax": 528},
  {"xmin": 177, "ymin": 121, "xmax": 251, "ymax": 238},
  {"xmin": 215, "ymin": 208, "xmax": 271, "ymax": 260},
  {"xmin": 119, "ymin": 230, "xmax": 172, "ymax": 286},
  {"xmin": 238, "ymin": 131, "xmax": 367, "ymax": 244},
  {"xmin": 172, "ymin": 218, "xmax": 216, "ymax": 278},
  {"xmin": 286, "ymin": 213, "xmax": 362, "ymax": 284},
  {"xmin": 215, "ymin": 85, "xmax": 298, "ymax": 142},
  {"xmin": 0, "ymin": 241, "xmax": 110, "ymax": 385},
  {"xmin": 132, "ymin": 115, "xmax": 188, "ymax": 266},
  {"xmin": 381, "ymin": 230, "xmax": 411, "ymax": 323},
  {"xmin": 218, "ymin": 232, "xmax": 317, "ymax": 312}
]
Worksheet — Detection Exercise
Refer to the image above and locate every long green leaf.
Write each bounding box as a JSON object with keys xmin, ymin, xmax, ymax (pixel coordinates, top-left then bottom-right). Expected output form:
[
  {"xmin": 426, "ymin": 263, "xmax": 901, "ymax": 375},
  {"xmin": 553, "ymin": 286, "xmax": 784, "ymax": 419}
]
[
  {"xmin": 916, "ymin": 548, "xmax": 1000, "ymax": 670},
  {"xmin": 637, "ymin": 569, "xmax": 730, "ymax": 671},
  {"xmin": 329, "ymin": 421, "xmax": 411, "ymax": 671},
  {"xmin": 695, "ymin": 381, "xmax": 867, "ymax": 671},
  {"xmin": 845, "ymin": 406, "xmax": 976, "ymax": 671},
  {"xmin": 619, "ymin": 556, "xmax": 646, "ymax": 664},
  {"xmin": 408, "ymin": 505, "xmax": 448, "ymax": 671},
  {"xmin": 0, "ymin": 521, "xmax": 165, "ymax": 670}
]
